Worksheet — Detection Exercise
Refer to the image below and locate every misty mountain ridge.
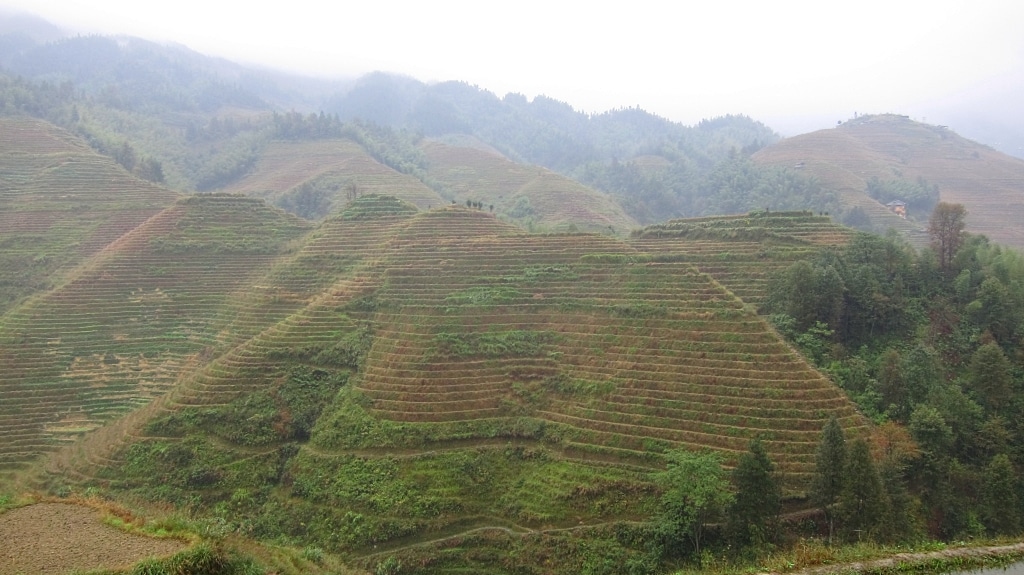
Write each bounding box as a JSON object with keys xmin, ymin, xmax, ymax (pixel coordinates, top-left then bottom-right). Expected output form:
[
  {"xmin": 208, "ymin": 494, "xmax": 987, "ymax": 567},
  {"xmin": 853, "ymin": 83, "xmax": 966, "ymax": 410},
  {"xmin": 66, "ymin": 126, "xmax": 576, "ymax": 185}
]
[
  {"xmin": 1, "ymin": 13, "xmax": 1022, "ymax": 247},
  {"xmin": 4, "ymin": 9, "xmax": 1021, "ymax": 161}
]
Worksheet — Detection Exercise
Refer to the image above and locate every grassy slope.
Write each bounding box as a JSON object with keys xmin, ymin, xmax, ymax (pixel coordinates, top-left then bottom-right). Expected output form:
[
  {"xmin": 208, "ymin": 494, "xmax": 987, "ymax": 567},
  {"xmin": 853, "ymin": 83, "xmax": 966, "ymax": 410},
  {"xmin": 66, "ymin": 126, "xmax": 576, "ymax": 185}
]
[
  {"xmin": 753, "ymin": 114, "xmax": 1024, "ymax": 249},
  {"xmin": 421, "ymin": 140, "xmax": 639, "ymax": 234},
  {"xmin": 25, "ymin": 200, "xmax": 868, "ymax": 573},
  {"xmin": 0, "ymin": 117, "xmax": 182, "ymax": 315}
]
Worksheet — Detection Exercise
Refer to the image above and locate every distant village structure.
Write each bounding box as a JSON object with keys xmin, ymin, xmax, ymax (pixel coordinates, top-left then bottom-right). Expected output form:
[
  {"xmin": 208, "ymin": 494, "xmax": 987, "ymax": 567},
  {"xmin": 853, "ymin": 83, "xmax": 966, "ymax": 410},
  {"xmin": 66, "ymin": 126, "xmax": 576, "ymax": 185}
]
[{"xmin": 886, "ymin": 200, "xmax": 907, "ymax": 219}]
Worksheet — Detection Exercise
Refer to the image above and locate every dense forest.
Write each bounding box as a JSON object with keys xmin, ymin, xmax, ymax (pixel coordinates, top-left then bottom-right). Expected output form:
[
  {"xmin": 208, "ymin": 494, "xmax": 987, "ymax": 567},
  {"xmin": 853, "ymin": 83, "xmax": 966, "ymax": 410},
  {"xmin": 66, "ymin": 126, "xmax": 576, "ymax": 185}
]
[{"xmin": 766, "ymin": 202, "xmax": 1024, "ymax": 542}]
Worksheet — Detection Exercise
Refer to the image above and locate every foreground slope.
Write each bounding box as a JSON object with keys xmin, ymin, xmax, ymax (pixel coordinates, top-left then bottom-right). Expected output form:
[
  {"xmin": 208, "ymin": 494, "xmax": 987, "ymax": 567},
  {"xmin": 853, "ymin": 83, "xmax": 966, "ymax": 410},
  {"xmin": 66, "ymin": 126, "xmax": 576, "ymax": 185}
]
[
  {"xmin": 753, "ymin": 114, "xmax": 1024, "ymax": 249},
  {"xmin": 31, "ymin": 198, "xmax": 868, "ymax": 572},
  {"xmin": 0, "ymin": 117, "xmax": 181, "ymax": 314}
]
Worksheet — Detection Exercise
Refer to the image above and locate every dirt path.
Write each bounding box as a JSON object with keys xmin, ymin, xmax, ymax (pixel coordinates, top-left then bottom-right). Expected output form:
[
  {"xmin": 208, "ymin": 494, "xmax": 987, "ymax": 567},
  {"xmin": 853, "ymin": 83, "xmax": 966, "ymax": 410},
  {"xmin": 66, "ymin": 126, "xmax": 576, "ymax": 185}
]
[
  {"xmin": 770, "ymin": 542, "xmax": 1024, "ymax": 575},
  {"xmin": 0, "ymin": 502, "xmax": 187, "ymax": 575}
]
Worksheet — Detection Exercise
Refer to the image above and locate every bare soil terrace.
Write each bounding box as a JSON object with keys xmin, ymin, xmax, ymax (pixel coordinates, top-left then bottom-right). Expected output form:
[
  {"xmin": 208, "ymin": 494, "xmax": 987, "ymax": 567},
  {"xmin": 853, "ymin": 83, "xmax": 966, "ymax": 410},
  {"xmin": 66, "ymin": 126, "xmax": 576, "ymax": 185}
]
[{"xmin": 0, "ymin": 503, "xmax": 186, "ymax": 575}]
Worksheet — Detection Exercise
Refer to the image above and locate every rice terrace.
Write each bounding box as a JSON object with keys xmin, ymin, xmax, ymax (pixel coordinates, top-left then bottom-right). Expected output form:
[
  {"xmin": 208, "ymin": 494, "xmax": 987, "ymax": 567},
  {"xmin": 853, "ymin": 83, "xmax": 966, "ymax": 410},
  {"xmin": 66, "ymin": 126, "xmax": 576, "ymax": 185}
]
[{"xmin": 4, "ymin": 24, "xmax": 1024, "ymax": 574}]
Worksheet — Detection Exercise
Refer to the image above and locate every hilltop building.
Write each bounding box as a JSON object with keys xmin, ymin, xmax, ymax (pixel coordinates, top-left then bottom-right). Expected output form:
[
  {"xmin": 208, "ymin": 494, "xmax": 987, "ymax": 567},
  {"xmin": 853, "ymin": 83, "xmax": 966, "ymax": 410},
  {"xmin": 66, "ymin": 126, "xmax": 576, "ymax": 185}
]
[{"xmin": 886, "ymin": 200, "xmax": 907, "ymax": 219}]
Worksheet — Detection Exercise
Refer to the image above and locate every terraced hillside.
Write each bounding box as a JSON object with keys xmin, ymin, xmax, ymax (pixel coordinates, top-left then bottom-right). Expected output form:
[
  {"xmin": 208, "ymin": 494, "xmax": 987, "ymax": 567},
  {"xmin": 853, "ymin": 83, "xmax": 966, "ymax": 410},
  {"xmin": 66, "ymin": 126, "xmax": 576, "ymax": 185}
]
[
  {"xmin": 31, "ymin": 198, "xmax": 869, "ymax": 572},
  {"xmin": 753, "ymin": 114, "xmax": 1024, "ymax": 249},
  {"xmin": 421, "ymin": 140, "xmax": 639, "ymax": 234},
  {"xmin": 0, "ymin": 117, "xmax": 181, "ymax": 314},
  {"xmin": 220, "ymin": 138, "xmax": 444, "ymax": 214},
  {"xmin": 355, "ymin": 220, "xmax": 865, "ymax": 479},
  {"xmin": 0, "ymin": 194, "xmax": 311, "ymax": 475},
  {"xmin": 631, "ymin": 211, "xmax": 855, "ymax": 308}
]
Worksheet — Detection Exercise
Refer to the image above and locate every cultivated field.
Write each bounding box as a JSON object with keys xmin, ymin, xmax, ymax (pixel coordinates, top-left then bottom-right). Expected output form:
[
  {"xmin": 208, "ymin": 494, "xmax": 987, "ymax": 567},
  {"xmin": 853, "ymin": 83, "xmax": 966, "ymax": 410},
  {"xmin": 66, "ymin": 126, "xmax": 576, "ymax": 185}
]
[
  {"xmin": 630, "ymin": 211, "xmax": 854, "ymax": 307},
  {"xmin": 0, "ymin": 502, "xmax": 186, "ymax": 575}
]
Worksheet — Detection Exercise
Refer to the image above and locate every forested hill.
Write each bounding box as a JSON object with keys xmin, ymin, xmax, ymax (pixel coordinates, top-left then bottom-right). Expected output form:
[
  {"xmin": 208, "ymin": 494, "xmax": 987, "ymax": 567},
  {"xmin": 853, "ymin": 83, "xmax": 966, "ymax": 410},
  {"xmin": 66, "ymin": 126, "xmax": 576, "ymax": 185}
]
[
  {"xmin": 324, "ymin": 72, "xmax": 778, "ymax": 175},
  {"xmin": 324, "ymin": 74, "xmax": 799, "ymax": 223}
]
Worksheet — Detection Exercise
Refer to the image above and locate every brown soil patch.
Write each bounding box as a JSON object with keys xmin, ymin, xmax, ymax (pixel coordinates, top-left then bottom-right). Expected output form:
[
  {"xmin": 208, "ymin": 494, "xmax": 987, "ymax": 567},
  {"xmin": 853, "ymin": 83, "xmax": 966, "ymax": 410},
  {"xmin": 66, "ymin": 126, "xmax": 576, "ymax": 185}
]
[{"xmin": 0, "ymin": 502, "xmax": 187, "ymax": 575}]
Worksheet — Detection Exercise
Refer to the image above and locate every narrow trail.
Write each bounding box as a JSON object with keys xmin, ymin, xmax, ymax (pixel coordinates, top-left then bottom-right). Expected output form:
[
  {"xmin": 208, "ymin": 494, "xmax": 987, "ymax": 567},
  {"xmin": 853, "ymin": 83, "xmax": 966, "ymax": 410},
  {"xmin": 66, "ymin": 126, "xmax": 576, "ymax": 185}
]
[
  {"xmin": 353, "ymin": 518, "xmax": 648, "ymax": 561},
  {"xmin": 764, "ymin": 542, "xmax": 1024, "ymax": 575},
  {"xmin": 351, "ymin": 507, "xmax": 859, "ymax": 564}
]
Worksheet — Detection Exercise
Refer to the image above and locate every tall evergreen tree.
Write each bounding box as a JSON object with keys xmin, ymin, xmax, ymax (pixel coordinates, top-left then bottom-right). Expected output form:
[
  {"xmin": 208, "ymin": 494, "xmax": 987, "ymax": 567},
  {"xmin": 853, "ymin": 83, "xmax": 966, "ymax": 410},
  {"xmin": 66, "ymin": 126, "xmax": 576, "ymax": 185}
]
[
  {"xmin": 981, "ymin": 454, "xmax": 1020, "ymax": 536},
  {"xmin": 871, "ymin": 421, "xmax": 922, "ymax": 542},
  {"xmin": 928, "ymin": 202, "xmax": 967, "ymax": 275},
  {"xmin": 727, "ymin": 439, "xmax": 782, "ymax": 551},
  {"xmin": 840, "ymin": 438, "xmax": 889, "ymax": 541},
  {"xmin": 811, "ymin": 417, "xmax": 846, "ymax": 543},
  {"xmin": 878, "ymin": 350, "xmax": 908, "ymax": 421},
  {"xmin": 969, "ymin": 342, "xmax": 1014, "ymax": 412}
]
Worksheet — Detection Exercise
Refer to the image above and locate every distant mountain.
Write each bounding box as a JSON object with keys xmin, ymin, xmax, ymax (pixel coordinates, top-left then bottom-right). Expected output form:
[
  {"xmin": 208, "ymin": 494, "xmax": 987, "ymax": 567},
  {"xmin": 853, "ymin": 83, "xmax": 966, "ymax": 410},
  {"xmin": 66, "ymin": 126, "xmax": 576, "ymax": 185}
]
[
  {"xmin": 753, "ymin": 114, "xmax": 1024, "ymax": 250},
  {"xmin": 325, "ymin": 72, "xmax": 780, "ymax": 185},
  {"xmin": 2, "ymin": 16, "xmax": 1020, "ymax": 243},
  {"xmin": 0, "ymin": 24, "xmax": 794, "ymax": 226},
  {"xmin": 0, "ymin": 10, "xmax": 64, "ymax": 44},
  {"xmin": 421, "ymin": 138, "xmax": 639, "ymax": 233}
]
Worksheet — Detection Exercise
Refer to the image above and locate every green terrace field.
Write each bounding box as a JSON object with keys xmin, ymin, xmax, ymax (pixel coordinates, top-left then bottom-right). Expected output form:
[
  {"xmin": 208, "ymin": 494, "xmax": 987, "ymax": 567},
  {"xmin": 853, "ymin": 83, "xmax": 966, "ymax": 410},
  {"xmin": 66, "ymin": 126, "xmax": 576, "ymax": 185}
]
[
  {"xmin": 22, "ymin": 199, "xmax": 869, "ymax": 572},
  {"xmin": 421, "ymin": 140, "xmax": 639, "ymax": 234},
  {"xmin": 629, "ymin": 211, "xmax": 855, "ymax": 307},
  {"xmin": 754, "ymin": 114, "xmax": 1024, "ymax": 249},
  {"xmin": 0, "ymin": 194, "xmax": 311, "ymax": 475},
  {"xmin": 0, "ymin": 117, "xmax": 182, "ymax": 314}
]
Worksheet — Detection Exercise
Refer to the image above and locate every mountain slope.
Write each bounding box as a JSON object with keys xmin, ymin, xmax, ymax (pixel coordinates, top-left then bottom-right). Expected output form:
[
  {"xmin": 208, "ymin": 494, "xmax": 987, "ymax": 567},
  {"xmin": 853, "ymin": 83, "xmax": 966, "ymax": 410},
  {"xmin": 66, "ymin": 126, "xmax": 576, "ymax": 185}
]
[{"xmin": 753, "ymin": 114, "xmax": 1024, "ymax": 249}]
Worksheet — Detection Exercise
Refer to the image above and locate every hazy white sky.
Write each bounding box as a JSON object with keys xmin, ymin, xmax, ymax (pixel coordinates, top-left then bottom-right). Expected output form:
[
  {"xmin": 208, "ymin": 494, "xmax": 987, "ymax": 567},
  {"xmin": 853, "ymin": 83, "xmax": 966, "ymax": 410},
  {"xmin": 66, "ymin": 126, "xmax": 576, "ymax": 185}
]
[{"xmin": 2, "ymin": 0, "xmax": 1022, "ymax": 134}]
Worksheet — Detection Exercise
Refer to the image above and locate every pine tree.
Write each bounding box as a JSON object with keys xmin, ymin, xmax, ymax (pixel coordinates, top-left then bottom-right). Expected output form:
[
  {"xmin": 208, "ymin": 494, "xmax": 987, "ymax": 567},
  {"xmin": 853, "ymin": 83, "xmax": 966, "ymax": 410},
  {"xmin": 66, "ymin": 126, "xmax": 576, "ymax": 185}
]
[
  {"xmin": 840, "ymin": 438, "xmax": 888, "ymax": 541},
  {"xmin": 928, "ymin": 202, "xmax": 967, "ymax": 275},
  {"xmin": 811, "ymin": 417, "xmax": 846, "ymax": 543},
  {"xmin": 727, "ymin": 439, "xmax": 781, "ymax": 550},
  {"xmin": 969, "ymin": 342, "xmax": 1013, "ymax": 412},
  {"xmin": 981, "ymin": 454, "xmax": 1020, "ymax": 535}
]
